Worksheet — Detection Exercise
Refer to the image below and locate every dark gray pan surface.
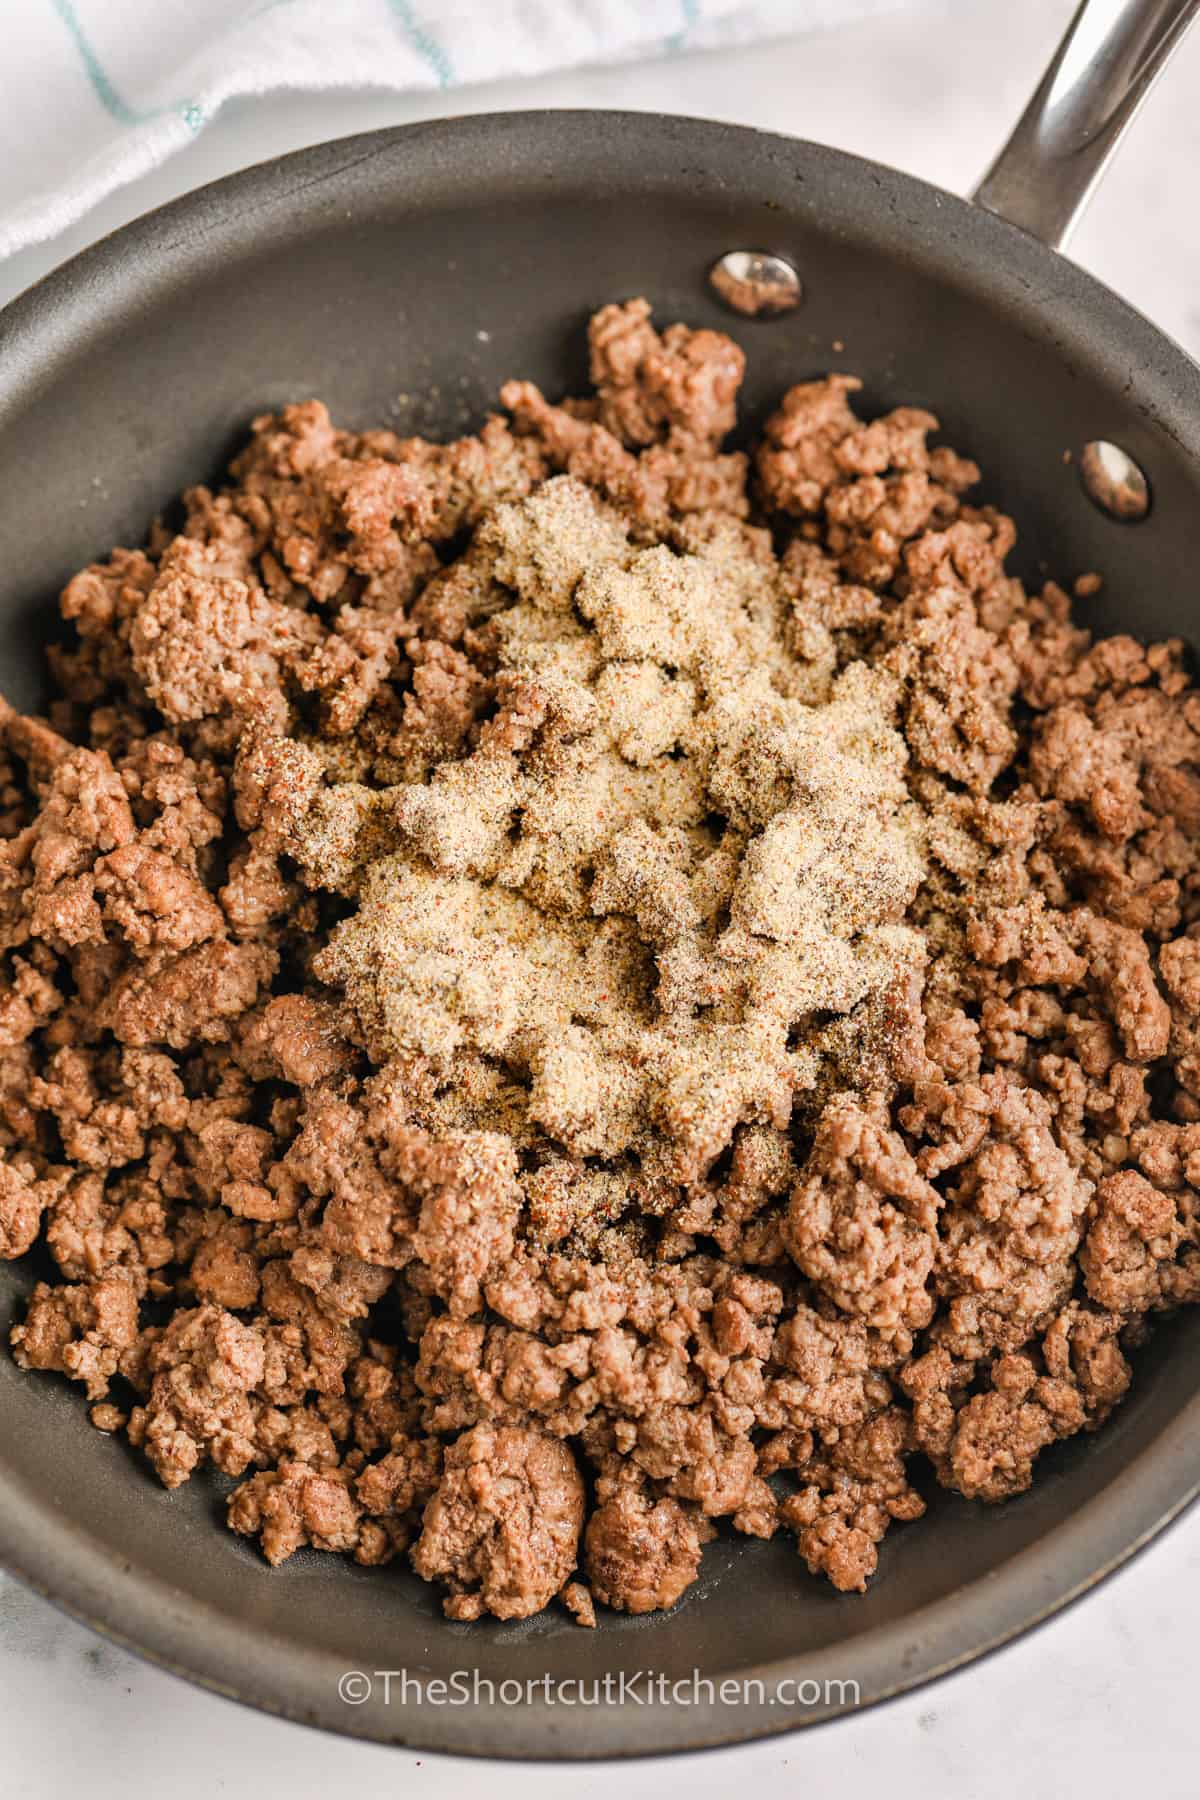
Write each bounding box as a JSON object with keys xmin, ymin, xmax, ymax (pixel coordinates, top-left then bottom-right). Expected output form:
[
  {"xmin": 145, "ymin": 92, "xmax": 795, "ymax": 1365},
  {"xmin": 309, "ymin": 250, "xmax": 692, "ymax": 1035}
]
[{"xmin": 0, "ymin": 112, "xmax": 1198, "ymax": 1757}]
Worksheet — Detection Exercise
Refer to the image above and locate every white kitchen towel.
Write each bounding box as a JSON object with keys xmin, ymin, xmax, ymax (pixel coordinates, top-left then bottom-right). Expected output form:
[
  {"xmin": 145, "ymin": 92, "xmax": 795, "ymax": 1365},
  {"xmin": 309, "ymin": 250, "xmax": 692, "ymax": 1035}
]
[{"xmin": 0, "ymin": 0, "xmax": 903, "ymax": 259}]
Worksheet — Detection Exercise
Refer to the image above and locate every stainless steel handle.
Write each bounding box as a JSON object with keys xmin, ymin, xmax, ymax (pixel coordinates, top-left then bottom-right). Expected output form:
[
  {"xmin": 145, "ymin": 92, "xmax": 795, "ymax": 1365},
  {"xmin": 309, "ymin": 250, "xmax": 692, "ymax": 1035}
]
[{"xmin": 972, "ymin": 0, "xmax": 1200, "ymax": 251}]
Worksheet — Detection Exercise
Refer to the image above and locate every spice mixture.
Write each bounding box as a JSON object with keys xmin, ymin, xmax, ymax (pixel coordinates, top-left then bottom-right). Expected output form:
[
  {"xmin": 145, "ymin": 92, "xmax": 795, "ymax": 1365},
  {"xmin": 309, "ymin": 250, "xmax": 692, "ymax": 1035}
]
[{"xmin": 2, "ymin": 299, "xmax": 1199, "ymax": 1622}]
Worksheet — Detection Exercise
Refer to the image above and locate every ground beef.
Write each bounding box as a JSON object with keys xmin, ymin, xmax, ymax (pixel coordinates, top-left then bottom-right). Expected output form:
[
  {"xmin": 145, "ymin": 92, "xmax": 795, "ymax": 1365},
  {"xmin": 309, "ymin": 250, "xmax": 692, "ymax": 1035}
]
[
  {"xmin": 584, "ymin": 1488, "xmax": 711, "ymax": 1614},
  {"xmin": 410, "ymin": 1424, "xmax": 584, "ymax": 1621},
  {"xmin": 4, "ymin": 298, "xmax": 1200, "ymax": 1623}
]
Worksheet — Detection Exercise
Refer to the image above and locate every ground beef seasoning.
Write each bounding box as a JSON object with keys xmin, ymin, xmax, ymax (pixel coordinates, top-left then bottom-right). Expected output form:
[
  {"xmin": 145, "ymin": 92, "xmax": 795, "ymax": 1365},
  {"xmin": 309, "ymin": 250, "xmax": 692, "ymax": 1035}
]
[{"xmin": 3, "ymin": 300, "xmax": 1199, "ymax": 1622}]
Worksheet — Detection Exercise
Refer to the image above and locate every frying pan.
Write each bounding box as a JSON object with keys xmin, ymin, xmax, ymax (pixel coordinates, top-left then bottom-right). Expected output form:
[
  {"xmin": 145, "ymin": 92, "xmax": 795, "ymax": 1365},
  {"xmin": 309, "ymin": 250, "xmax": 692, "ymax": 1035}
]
[{"xmin": 1, "ymin": 0, "xmax": 1199, "ymax": 1760}]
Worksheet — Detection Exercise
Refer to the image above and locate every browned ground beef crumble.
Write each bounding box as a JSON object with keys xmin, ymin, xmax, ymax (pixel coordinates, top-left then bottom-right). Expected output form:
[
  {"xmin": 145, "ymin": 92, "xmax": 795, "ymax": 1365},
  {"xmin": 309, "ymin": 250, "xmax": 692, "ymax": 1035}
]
[{"xmin": 3, "ymin": 298, "xmax": 1200, "ymax": 1621}]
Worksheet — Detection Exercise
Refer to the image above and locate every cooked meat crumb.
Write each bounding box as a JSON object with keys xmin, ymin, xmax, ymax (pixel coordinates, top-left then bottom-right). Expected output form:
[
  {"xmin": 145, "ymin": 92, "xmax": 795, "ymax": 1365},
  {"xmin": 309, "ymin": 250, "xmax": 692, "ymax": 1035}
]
[
  {"xmin": 410, "ymin": 1423, "xmax": 584, "ymax": 1621},
  {"xmin": 4, "ymin": 299, "xmax": 1199, "ymax": 1622}
]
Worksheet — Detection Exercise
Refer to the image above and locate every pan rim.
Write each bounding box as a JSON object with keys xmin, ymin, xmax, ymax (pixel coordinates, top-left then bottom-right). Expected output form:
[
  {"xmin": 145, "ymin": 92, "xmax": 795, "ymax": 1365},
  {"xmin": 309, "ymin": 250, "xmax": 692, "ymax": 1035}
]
[{"xmin": 1, "ymin": 107, "xmax": 1199, "ymax": 1759}]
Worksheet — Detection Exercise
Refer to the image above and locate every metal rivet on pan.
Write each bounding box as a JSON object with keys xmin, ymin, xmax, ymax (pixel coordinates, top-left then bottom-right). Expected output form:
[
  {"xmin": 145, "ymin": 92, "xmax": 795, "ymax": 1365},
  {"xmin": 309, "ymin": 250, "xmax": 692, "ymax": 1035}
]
[
  {"xmin": 1078, "ymin": 440, "xmax": 1151, "ymax": 521},
  {"xmin": 708, "ymin": 250, "xmax": 802, "ymax": 318}
]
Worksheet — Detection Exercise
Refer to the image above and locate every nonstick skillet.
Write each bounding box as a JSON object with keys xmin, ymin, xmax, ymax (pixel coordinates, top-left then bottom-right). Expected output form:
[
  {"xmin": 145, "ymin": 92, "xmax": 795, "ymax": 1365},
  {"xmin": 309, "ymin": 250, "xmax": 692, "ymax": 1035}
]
[{"xmin": 1, "ymin": 0, "xmax": 1199, "ymax": 1760}]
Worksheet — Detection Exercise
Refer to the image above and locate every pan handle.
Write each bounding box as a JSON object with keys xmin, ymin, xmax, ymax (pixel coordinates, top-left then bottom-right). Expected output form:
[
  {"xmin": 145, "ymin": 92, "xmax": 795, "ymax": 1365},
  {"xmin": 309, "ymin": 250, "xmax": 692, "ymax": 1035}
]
[{"xmin": 971, "ymin": 0, "xmax": 1200, "ymax": 250}]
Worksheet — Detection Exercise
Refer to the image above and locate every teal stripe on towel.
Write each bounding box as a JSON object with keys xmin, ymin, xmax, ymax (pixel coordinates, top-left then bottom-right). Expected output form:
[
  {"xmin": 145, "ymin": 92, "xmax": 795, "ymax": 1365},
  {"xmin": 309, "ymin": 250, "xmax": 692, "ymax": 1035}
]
[
  {"xmin": 50, "ymin": 0, "xmax": 142, "ymax": 124},
  {"xmin": 668, "ymin": 0, "xmax": 701, "ymax": 53},
  {"xmin": 50, "ymin": 0, "xmax": 209, "ymax": 133},
  {"xmin": 387, "ymin": 0, "xmax": 455, "ymax": 88}
]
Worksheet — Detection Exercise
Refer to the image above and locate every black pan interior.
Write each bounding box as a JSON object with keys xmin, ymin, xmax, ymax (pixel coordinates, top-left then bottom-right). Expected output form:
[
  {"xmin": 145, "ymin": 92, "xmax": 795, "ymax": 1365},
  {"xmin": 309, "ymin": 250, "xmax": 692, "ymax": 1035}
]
[{"xmin": 0, "ymin": 112, "xmax": 1198, "ymax": 1758}]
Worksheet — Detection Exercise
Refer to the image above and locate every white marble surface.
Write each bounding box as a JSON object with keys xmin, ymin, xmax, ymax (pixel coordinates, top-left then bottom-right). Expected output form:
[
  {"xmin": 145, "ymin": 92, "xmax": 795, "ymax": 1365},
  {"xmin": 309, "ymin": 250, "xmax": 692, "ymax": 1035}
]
[{"xmin": 2, "ymin": 1, "xmax": 1200, "ymax": 1793}]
